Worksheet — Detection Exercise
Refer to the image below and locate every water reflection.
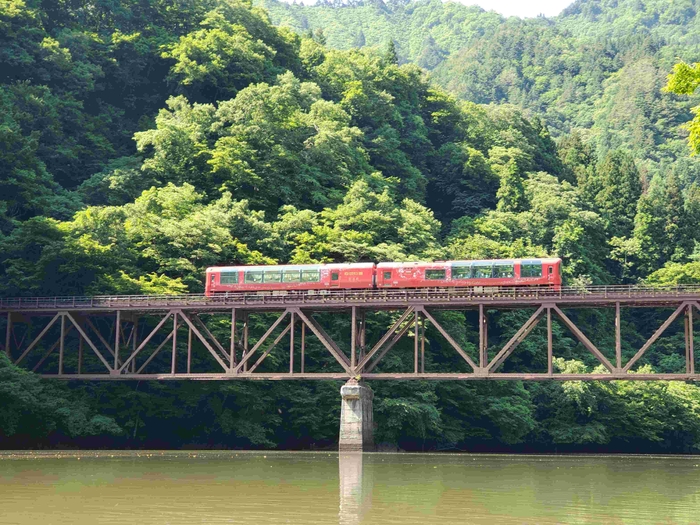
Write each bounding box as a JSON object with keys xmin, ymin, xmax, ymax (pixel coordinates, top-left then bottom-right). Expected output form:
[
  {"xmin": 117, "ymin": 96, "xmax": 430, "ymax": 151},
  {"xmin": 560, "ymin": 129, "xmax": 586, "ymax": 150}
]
[
  {"xmin": 2, "ymin": 452, "xmax": 700, "ymax": 524},
  {"xmin": 338, "ymin": 453, "xmax": 372, "ymax": 525}
]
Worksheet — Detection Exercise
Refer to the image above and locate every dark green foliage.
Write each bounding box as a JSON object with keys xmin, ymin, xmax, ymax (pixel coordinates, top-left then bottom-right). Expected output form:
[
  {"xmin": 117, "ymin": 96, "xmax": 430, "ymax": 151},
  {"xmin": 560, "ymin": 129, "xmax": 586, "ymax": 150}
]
[{"xmin": 4, "ymin": 0, "xmax": 700, "ymax": 452}]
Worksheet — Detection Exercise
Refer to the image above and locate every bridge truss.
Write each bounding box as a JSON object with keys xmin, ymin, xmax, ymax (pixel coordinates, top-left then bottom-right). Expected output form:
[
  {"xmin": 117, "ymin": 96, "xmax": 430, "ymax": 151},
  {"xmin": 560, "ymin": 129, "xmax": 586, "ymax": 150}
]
[{"xmin": 1, "ymin": 285, "xmax": 700, "ymax": 381}]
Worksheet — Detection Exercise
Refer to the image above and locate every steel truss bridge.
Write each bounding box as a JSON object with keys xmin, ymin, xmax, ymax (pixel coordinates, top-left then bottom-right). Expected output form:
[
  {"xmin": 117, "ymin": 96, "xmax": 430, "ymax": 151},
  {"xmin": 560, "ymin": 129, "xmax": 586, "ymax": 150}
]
[{"xmin": 2, "ymin": 285, "xmax": 700, "ymax": 382}]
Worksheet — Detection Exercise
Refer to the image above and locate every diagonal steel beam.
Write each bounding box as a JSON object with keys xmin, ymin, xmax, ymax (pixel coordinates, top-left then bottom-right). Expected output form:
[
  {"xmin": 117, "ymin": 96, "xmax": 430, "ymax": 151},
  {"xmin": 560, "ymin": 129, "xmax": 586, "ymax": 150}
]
[
  {"xmin": 293, "ymin": 308, "xmax": 353, "ymax": 374},
  {"xmin": 418, "ymin": 307, "xmax": 478, "ymax": 371},
  {"xmin": 64, "ymin": 312, "xmax": 113, "ymax": 372},
  {"xmin": 177, "ymin": 311, "xmax": 230, "ymax": 372},
  {"xmin": 136, "ymin": 321, "xmax": 182, "ymax": 374},
  {"xmin": 365, "ymin": 316, "xmax": 414, "ymax": 373},
  {"xmin": 32, "ymin": 326, "xmax": 74, "ymax": 372},
  {"xmin": 15, "ymin": 313, "xmax": 61, "ymax": 365},
  {"xmin": 552, "ymin": 305, "xmax": 614, "ymax": 372},
  {"xmin": 191, "ymin": 314, "xmax": 230, "ymax": 366},
  {"xmin": 297, "ymin": 312, "xmax": 349, "ymax": 367},
  {"xmin": 84, "ymin": 317, "xmax": 118, "ymax": 362},
  {"xmin": 233, "ymin": 311, "xmax": 290, "ymax": 373},
  {"xmin": 118, "ymin": 312, "xmax": 174, "ymax": 373},
  {"xmin": 356, "ymin": 307, "xmax": 414, "ymax": 371},
  {"xmin": 488, "ymin": 306, "xmax": 545, "ymax": 372},
  {"xmin": 623, "ymin": 302, "xmax": 688, "ymax": 373},
  {"xmin": 247, "ymin": 324, "xmax": 292, "ymax": 373}
]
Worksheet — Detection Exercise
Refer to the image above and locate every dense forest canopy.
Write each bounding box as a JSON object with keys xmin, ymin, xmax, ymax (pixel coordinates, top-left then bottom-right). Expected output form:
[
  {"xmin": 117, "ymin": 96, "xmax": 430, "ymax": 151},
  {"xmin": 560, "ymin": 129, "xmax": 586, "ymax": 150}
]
[{"xmin": 3, "ymin": 0, "xmax": 700, "ymax": 452}]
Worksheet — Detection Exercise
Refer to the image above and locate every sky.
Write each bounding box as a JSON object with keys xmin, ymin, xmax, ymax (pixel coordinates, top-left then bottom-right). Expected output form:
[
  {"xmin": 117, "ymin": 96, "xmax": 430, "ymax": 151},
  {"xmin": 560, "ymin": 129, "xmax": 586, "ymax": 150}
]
[{"xmin": 456, "ymin": 0, "xmax": 574, "ymax": 17}]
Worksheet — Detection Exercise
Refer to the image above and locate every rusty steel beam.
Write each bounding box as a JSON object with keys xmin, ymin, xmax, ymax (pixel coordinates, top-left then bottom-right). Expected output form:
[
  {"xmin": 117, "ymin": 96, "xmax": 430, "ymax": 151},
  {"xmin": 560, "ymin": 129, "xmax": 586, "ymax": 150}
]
[
  {"xmin": 547, "ymin": 307, "xmax": 553, "ymax": 376},
  {"xmin": 114, "ymin": 310, "xmax": 120, "ymax": 371},
  {"xmin": 191, "ymin": 314, "xmax": 230, "ymax": 366},
  {"xmin": 247, "ymin": 324, "xmax": 292, "ymax": 374},
  {"xmin": 32, "ymin": 325, "xmax": 74, "ymax": 372},
  {"xmin": 289, "ymin": 312, "xmax": 295, "ymax": 374},
  {"xmin": 622, "ymin": 303, "xmax": 688, "ymax": 373},
  {"xmin": 364, "ymin": 315, "xmax": 414, "ymax": 373},
  {"xmin": 233, "ymin": 311, "xmax": 289, "ymax": 373},
  {"xmin": 5, "ymin": 312, "xmax": 10, "ymax": 357},
  {"xmin": 16, "ymin": 371, "xmax": 685, "ymax": 381},
  {"xmin": 615, "ymin": 302, "xmax": 621, "ymax": 371},
  {"xmin": 177, "ymin": 311, "xmax": 229, "ymax": 373},
  {"xmin": 552, "ymin": 306, "xmax": 614, "ymax": 372},
  {"xmin": 136, "ymin": 321, "xmax": 181, "ymax": 374},
  {"xmin": 418, "ymin": 307, "xmax": 478, "ymax": 371},
  {"xmin": 488, "ymin": 306, "xmax": 545, "ymax": 373},
  {"xmin": 12, "ymin": 291, "xmax": 700, "ymax": 382},
  {"xmin": 230, "ymin": 308, "xmax": 236, "ymax": 370},
  {"xmin": 301, "ymin": 322, "xmax": 305, "ymax": 373},
  {"xmin": 11, "ymin": 285, "xmax": 700, "ymax": 314},
  {"xmin": 64, "ymin": 312, "xmax": 113, "ymax": 373},
  {"xmin": 14, "ymin": 312, "xmax": 61, "ymax": 365},
  {"xmin": 355, "ymin": 307, "xmax": 414, "ymax": 372},
  {"xmin": 118, "ymin": 312, "xmax": 173, "ymax": 373},
  {"xmin": 293, "ymin": 309, "xmax": 353, "ymax": 374}
]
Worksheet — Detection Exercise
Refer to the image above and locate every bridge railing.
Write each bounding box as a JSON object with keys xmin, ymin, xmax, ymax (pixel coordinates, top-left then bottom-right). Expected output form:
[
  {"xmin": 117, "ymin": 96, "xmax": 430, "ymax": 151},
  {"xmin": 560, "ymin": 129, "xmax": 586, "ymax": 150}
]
[{"xmin": 2, "ymin": 284, "xmax": 700, "ymax": 310}]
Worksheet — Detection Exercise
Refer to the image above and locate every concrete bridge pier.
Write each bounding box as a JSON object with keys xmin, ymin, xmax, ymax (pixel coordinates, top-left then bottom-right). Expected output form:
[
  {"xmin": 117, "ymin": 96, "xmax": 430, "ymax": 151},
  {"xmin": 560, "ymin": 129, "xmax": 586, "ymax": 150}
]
[{"xmin": 339, "ymin": 379, "xmax": 374, "ymax": 452}]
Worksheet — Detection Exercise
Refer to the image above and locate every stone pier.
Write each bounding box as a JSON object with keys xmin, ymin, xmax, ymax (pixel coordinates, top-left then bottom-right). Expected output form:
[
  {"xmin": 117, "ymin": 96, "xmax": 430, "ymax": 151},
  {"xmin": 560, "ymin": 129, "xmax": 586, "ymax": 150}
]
[{"xmin": 339, "ymin": 379, "xmax": 374, "ymax": 452}]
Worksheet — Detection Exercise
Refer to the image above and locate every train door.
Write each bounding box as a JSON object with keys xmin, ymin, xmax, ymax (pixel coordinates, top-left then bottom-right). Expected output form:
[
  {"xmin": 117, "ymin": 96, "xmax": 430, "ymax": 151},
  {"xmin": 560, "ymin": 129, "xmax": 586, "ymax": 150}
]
[
  {"xmin": 331, "ymin": 270, "xmax": 339, "ymax": 288},
  {"xmin": 381, "ymin": 269, "xmax": 392, "ymax": 287}
]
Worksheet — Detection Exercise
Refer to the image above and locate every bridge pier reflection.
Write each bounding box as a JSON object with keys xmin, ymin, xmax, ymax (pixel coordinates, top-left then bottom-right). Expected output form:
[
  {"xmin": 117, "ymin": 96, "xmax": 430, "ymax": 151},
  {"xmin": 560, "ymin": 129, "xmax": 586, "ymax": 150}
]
[{"xmin": 339, "ymin": 453, "xmax": 372, "ymax": 525}]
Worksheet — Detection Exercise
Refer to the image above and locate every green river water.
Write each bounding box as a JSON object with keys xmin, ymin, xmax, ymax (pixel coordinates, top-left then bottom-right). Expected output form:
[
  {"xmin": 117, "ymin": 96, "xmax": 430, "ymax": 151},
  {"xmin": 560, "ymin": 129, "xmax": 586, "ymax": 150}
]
[{"xmin": 1, "ymin": 451, "xmax": 699, "ymax": 524}]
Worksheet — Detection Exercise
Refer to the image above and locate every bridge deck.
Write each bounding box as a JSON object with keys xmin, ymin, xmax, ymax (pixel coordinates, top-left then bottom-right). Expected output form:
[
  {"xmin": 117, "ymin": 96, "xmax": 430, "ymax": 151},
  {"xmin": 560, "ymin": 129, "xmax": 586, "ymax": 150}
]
[{"xmin": 2, "ymin": 285, "xmax": 700, "ymax": 313}]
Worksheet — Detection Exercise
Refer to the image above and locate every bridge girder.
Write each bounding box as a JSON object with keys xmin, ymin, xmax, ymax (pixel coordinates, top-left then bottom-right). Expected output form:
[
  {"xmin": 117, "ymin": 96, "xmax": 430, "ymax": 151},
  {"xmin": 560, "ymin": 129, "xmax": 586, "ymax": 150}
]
[{"xmin": 2, "ymin": 287, "xmax": 700, "ymax": 381}]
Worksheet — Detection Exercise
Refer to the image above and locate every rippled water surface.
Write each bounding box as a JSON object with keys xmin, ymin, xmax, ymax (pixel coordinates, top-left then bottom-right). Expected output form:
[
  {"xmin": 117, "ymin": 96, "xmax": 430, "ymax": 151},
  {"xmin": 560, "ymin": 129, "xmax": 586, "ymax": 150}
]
[{"xmin": 1, "ymin": 451, "xmax": 699, "ymax": 524}]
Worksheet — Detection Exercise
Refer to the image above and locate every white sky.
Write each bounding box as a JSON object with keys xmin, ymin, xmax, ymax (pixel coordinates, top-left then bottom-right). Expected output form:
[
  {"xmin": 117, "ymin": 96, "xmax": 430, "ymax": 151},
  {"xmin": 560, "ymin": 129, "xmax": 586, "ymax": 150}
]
[{"xmin": 462, "ymin": 0, "xmax": 574, "ymax": 17}]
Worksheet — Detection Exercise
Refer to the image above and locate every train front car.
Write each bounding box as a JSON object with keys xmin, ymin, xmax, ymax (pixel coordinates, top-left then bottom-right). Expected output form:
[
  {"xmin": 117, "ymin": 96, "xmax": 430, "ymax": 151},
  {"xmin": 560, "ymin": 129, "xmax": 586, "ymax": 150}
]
[
  {"xmin": 205, "ymin": 263, "xmax": 375, "ymax": 296},
  {"xmin": 376, "ymin": 258, "xmax": 562, "ymax": 290}
]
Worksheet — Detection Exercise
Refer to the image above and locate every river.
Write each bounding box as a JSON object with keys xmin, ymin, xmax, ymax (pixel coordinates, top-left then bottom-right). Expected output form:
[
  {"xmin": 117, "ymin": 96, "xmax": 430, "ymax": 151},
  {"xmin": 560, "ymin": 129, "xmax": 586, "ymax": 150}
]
[{"xmin": 1, "ymin": 451, "xmax": 699, "ymax": 524}]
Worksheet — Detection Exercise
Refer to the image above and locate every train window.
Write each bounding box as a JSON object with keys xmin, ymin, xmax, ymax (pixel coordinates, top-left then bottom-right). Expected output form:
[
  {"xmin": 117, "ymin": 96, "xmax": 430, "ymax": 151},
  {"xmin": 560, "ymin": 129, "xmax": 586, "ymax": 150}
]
[
  {"xmin": 521, "ymin": 261, "xmax": 542, "ymax": 278},
  {"xmin": 548, "ymin": 266, "xmax": 553, "ymax": 275},
  {"xmin": 245, "ymin": 271, "xmax": 263, "ymax": 283},
  {"xmin": 331, "ymin": 272, "xmax": 339, "ymax": 281},
  {"xmin": 452, "ymin": 265, "xmax": 471, "ymax": 279},
  {"xmin": 301, "ymin": 269, "xmax": 320, "ymax": 282},
  {"xmin": 425, "ymin": 269, "xmax": 446, "ymax": 280},
  {"xmin": 283, "ymin": 270, "xmax": 301, "ymax": 283},
  {"xmin": 264, "ymin": 270, "xmax": 282, "ymax": 283},
  {"xmin": 493, "ymin": 263, "xmax": 514, "ymax": 278},
  {"xmin": 384, "ymin": 271, "xmax": 392, "ymax": 280},
  {"xmin": 472, "ymin": 263, "xmax": 493, "ymax": 279},
  {"xmin": 220, "ymin": 272, "xmax": 238, "ymax": 284},
  {"xmin": 210, "ymin": 274, "xmax": 215, "ymax": 284}
]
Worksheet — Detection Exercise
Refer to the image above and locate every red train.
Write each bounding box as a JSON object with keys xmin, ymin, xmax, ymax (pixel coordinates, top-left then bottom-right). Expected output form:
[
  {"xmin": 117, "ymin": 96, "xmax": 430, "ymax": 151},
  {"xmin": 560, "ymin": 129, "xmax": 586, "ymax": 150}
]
[{"xmin": 204, "ymin": 258, "xmax": 562, "ymax": 295}]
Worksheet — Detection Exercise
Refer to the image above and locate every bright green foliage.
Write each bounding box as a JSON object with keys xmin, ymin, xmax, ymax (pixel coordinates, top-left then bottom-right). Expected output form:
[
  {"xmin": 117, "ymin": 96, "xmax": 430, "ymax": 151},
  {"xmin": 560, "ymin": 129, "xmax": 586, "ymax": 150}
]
[
  {"xmin": 646, "ymin": 262, "xmax": 700, "ymax": 285},
  {"xmin": 4, "ymin": 0, "xmax": 700, "ymax": 452},
  {"xmin": 666, "ymin": 61, "xmax": 700, "ymax": 155}
]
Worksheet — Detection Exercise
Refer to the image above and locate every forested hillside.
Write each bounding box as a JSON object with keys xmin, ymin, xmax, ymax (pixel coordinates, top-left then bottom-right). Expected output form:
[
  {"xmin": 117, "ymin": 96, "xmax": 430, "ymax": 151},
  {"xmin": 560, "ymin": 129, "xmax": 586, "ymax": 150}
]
[
  {"xmin": 3, "ymin": 0, "xmax": 700, "ymax": 452},
  {"xmin": 262, "ymin": 0, "xmax": 700, "ymax": 176}
]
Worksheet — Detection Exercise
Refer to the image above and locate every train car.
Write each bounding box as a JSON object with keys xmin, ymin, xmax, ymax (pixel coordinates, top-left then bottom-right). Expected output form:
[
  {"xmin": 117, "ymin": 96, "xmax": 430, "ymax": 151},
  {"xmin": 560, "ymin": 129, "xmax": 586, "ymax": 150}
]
[
  {"xmin": 376, "ymin": 258, "xmax": 562, "ymax": 289},
  {"xmin": 205, "ymin": 263, "xmax": 375, "ymax": 295}
]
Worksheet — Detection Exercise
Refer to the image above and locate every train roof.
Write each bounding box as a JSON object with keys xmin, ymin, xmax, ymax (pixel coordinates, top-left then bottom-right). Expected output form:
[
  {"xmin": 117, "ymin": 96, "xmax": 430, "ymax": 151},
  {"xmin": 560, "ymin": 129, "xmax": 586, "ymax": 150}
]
[
  {"xmin": 207, "ymin": 263, "xmax": 375, "ymax": 272},
  {"xmin": 376, "ymin": 258, "xmax": 561, "ymax": 268}
]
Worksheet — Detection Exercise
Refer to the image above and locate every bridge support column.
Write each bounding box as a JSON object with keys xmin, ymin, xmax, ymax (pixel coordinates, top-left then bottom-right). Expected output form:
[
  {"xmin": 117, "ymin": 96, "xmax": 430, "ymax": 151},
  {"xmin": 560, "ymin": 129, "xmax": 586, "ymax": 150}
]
[{"xmin": 339, "ymin": 379, "xmax": 374, "ymax": 452}]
